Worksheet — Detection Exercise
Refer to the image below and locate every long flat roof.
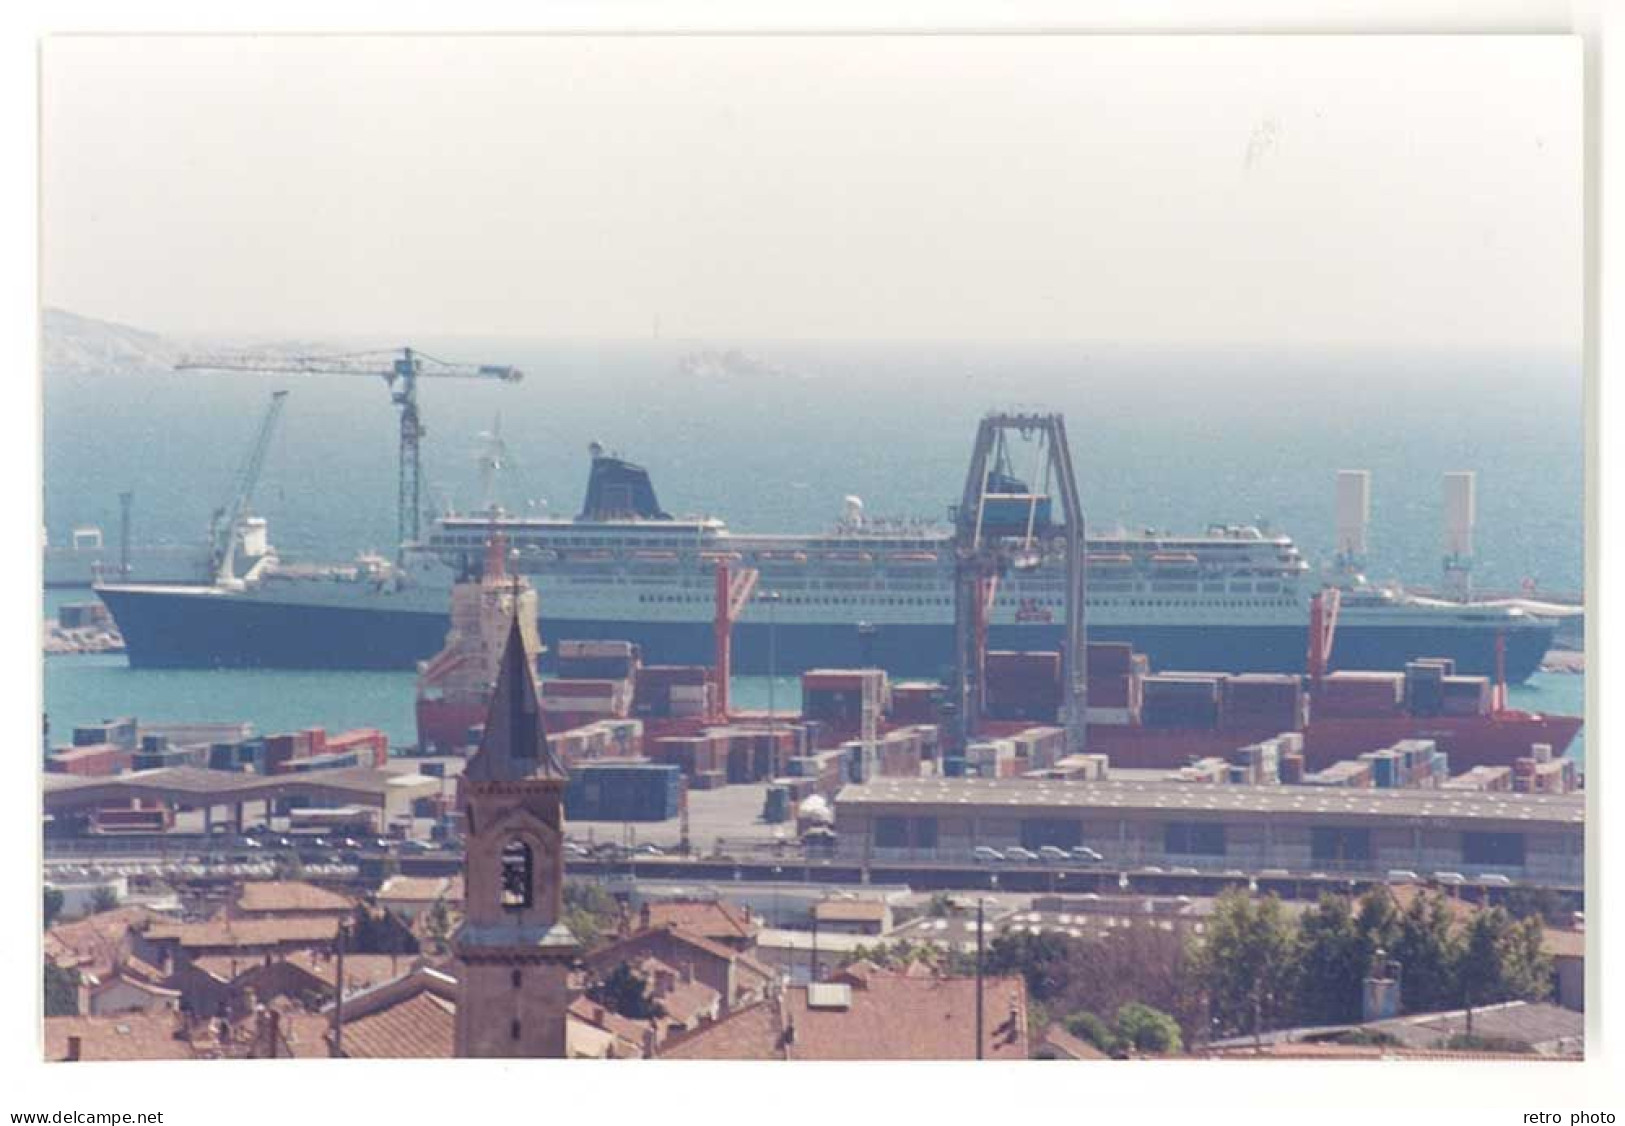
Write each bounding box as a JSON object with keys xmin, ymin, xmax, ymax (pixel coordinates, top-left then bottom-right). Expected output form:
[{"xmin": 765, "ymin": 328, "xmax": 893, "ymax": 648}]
[
  {"xmin": 42, "ymin": 765, "xmax": 435, "ymax": 808},
  {"xmin": 836, "ymin": 778, "xmax": 1584, "ymax": 828}
]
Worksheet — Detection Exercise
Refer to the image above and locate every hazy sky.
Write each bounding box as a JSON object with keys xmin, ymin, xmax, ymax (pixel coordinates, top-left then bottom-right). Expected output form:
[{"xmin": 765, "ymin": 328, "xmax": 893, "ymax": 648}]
[{"xmin": 42, "ymin": 35, "xmax": 1581, "ymax": 348}]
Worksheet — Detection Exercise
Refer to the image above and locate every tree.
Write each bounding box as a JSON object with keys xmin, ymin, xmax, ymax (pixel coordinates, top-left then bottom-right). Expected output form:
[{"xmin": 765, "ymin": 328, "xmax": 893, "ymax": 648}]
[
  {"xmin": 563, "ymin": 881, "xmax": 620, "ymax": 951},
  {"xmin": 348, "ymin": 905, "xmax": 419, "ymax": 954},
  {"xmin": 1196, "ymin": 890, "xmax": 1298, "ymax": 1040},
  {"xmin": 925, "ymin": 893, "xmax": 956, "ymax": 919},
  {"xmin": 1500, "ymin": 886, "xmax": 1571, "ymax": 928},
  {"xmin": 587, "ymin": 962, "xmax": 665, "ymax": 1021},
  {"xmin": 89, "ymin": 886, "xmax": 120, "ymax": 914},
  {"xmin": 984, "ymin": 930, "xmax": 1075, "ymax": 1004},
  {"xmin": 422, "ymin": 897, "xmax": 455, "ymax": 956},
  {"xmin": 1389, "ymin": 890, "xmax": 1461, "ymax": 1014},
  {"xmin": 1293, "ymin": 894, "xmax": 1375, "ymax": 1026},
  {"xmin": 1063, "ymin": 1010, "xmax": 1121, "ymax": 1056},
  {"xmin": 1498, "ymin": 913, "xmax": 1554, "ymax": 1004},
  {"xmin": 1114, "ymin": 1001, "xmax": 1183, "ymax": 1055},
  {"xmin": 1458, "ymin": 907, "xmax": 1552, "ymax": 1030},
  {"xmin": 43, "ymin": 962, "xmax": 79, "ymax": 1017},
  {"xmin": 43, "ymin": 887, "xmax": 64, "ymax": 930}
]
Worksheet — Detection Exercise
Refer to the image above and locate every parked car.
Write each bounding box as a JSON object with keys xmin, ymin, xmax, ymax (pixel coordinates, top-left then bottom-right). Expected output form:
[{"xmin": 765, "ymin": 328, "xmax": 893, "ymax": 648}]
[
  {"xmin": 1003, "ymin": 847, "xmax": 1040, "ymax": 864},
  {"xmin": 562, "ymin": 842, "xmax": 591, "ymax": 858},
  {"xmin": 1433, "ymin": 871, "xmax": 1466, "ymax": 885},
  {"xmin": 1072, "ymin": 846, "xmax": 1105, "ymax": 864},
  {"xmin": 1386, "ymin": 869, "xmax": 1421, "ymax": 885},
  {"xmin": 634, "ymin": 843, "xmax": 665, "ymax": 856},
  {"xmin": 400, "ymin": 839, "xmax": 433, "ymax": 853},
  {"xmin": 1479, "ymin": 873, "xmax": 1513, "ymax": 886},
  {"xmin": 972, "ymin": 846, "xmax": 1004, "ymax": 864},
  {"xmin": 1036, "ymin": 845, "xmax": 1070, "ymax": 863}
]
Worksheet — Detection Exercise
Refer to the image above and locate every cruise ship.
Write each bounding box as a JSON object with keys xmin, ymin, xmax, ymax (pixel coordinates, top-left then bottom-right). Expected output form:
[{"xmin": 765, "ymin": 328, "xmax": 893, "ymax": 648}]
[{"xmin": 95, "ymin": 448, "xmax": 1562, "ymax": 680}]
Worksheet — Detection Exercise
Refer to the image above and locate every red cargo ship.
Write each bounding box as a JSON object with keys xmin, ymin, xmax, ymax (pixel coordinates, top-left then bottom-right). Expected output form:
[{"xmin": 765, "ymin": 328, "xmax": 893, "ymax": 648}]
[
  {"xmin": 1079, "ymin": 710, "xmax": 1584, "ymax": 773},
  {"xmin": 984, "ymin": 639, "xmax": 1582, "ymax": 774},
  {"xmin": 414, "ymin": 536, "xmax": 543, "ymax": 753}
]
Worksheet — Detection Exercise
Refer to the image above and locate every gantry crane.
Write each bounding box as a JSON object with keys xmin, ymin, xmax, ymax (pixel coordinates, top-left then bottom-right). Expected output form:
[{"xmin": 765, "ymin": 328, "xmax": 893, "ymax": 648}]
[
  {"xmin": 177, "ymin": 347, "xmax": 523, "ymax": 560},
  {"xmin": 711, "ymin": 559, "xmax": 760, "ymax": 719},
  {"xmin": 209, "ymin": 390, "xmax": 289, "ymax": 587},
  {"xmin": 950, "ymin": 412, "xmax": 1088, "ymax": 754},
  {"xmin": 1306, "ymin": 585, "xmax": 1341, "ymax": 685}
]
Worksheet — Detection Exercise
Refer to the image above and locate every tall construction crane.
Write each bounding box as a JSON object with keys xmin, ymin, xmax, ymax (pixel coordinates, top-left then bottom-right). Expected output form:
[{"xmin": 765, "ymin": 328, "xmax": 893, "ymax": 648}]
[
  {"xmin": 950, "ymin": 412, "xmax": 1088, "ymax": 755},
  {"xmin": 177, "ymin": 347, "xmax": 524, "ymax": 559},
  {"xmin": 210, "ymin": 390, "xmax": 289, "ymax": 588}
]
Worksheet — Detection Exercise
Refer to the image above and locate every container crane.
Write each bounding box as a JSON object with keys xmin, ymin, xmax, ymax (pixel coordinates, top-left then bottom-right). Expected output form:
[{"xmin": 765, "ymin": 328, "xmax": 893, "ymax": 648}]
[
  {"xmin": 209, "ymin": 390, "xmax": 289, "ymax": 588},
  {"xmin": 711, "ymin": 559, "xmax": 760, "ymax": 719},
  {"xmin": 1306, "ymin": 586, "xmax": 1341, "ymax": 684},
  {"xmin": 950, "ymin": 412, "xmax": 1088, "ymax": 755},
  {"xmin": 177, "ymin": 346, "xmax": 524, "ymax": 560}
]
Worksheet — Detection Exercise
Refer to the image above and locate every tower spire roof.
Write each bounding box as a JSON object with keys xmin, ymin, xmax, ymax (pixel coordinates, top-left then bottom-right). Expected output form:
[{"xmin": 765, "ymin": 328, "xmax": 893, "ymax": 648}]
[{"xmin": 464, "ymin": 612, "xmax": 566, "ymax": 783}]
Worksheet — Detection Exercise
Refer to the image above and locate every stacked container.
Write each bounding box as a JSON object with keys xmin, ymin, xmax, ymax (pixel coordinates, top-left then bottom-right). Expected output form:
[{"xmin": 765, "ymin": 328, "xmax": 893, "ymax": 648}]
[
  {"xmin": 1220, "ymin": 675, "xmax": 1304, "ymax": 733},
  {"xmin": 1404, "ymin": 661, "xmax": 1449, "ymax": 716},
  {"xmin": 1171, "ymin": 756, "xmax": 1230, "ymax": 784},
  {"xmin": 888, "ymin": 682, "xmax": 943, "ymax": 725},
  {"xmin": 1443, "ymin": 764, "xmax": 1514, "ymax": 792},
  {"xmin": 1441, "ymin": 676, "xmax": 1492, "ymax": 717},
  {"xmin": 564, "ymin": 761, "xmax": 682, "ymax": 821},
  {"xmin": 1230, "ymin": 739, "xmax": 1282, "ymax": 784},
  {"xmin": 556, "ymin": 640, "xmax": 640, "ymax": 680},
  {"xmin": 1085, "ymin": 643, "xmax": 1139, "ymax": 725},
  {"xmin": 965, "ymin": 739, "xmax": 1021, "ymax": 778},
  {"xmin": 1007, "ymin": 726, "xmax": 1066, "ymax": 770},
  {"xmin": 540, "ymin": 678, "xmax": 634, "ymax": 718},
  {"xmin": 985, "ymin": 651, "xmax": 1062, "ymax": 721},
  {"xmin": 1313, "ymin": 672, "xmax": 1406, "ymax": 719},
  {"xmin": 634, "ymin": 666, "xmax": 713, "ymax": 718},
  {"xmin": 1302, "ymin": 759, "xmax": 1374, "ymax": 788},
  {"xmin": 1280, "ymin": 752, "xmax": 1306, "ymax": 784},
  {"xmin": 802, "ymin": 669, "xmax": 891, "ymax": 724},
  {"xmin": 1046, "ymin": 753, "xmax": 1109, "ymax": 781},
  {"xmin": 46, "ymin": 743, "xmax": 131, "ymax": 776},
  {"xmin": 327, "ymin": 728, "xmax": 389, "ymax": 768},
  {"xmin": 1141, "ymin": 674, "xmax": 1225, "ymax": 729}
]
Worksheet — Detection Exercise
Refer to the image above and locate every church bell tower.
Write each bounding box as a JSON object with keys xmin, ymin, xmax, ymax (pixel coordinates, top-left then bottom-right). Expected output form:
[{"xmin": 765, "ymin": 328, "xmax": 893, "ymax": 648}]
[{"xmin": 454, "ymin": 614, "xmax": 578, "ymax": 1058}]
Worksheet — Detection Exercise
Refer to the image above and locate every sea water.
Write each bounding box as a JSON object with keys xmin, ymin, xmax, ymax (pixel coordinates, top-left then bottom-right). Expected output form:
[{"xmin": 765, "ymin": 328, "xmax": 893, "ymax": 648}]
[{"xmin": 41, "ymin": 340, "xmax": 1585, "ymax": 763}]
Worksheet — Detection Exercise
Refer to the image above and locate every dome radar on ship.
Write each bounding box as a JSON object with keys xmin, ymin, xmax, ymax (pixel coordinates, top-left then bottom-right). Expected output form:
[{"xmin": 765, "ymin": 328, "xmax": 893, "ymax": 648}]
[{"xmin": 842, "ymin": 495, "xmax": 865, "ymax": 526}]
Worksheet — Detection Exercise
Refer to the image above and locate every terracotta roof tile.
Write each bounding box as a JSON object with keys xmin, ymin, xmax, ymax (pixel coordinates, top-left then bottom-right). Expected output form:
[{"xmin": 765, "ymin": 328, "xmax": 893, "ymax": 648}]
[
  {"xmin": 643, "ymin": 900, "xmax": 757, "ymax": 942},
  {"xmin": 1041, "ymin": 1024, "xmax": 1109, "ymax": 1060},
  {"xmin": 338, "ymin": 990, "xmax": 456, "ymax": 1058},
  {"xmin": 660, "ymin": 999, "xmax": 785, "ymax": 1060},
  {"xmin": 812, "ymin": 900, "xmax": 889, "ymax": 924},
  {"xmin": 146, "ymin": 917, "xmax": 341, "ymax": 949},
  {"xmin": 375, "ymin": 876, "xmax": 452, "ymax": 904},
  {"xmin": 46, "ymin": 907, "xmax": 166, "ymax": 977},
  {"xmin": 1543, "ymin": 928, "xmax": 1586, "ymax": 958},
  {"xmin": 663, "ymin": 972, "xmax": 1030, "ymax": 1060},
  {"xmin": 44, "ymin": 1014, "xmax": 195, "ymax": 1062},
  {"xmin": 236, "ymin": 881, "xmax": 354, "ymax": 915}
]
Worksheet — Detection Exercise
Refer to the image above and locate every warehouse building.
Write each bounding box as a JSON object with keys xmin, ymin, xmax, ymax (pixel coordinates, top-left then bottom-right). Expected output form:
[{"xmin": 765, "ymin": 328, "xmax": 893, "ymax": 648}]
[{"xmin": 835, "ymin": 778, "xmax": 1583, "ymax": 886}]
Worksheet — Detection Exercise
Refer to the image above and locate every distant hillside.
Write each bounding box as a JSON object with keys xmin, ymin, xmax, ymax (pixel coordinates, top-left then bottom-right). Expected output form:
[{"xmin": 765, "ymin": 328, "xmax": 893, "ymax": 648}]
[{"xmin": 42, "ymin": 307, "xmax": 180, "ymax": 375}]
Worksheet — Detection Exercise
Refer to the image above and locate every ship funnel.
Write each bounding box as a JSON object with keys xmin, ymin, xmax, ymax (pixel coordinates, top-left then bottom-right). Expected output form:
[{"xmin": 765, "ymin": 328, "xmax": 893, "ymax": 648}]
[
  {"xmin": 1442, "ymin": 471, "xmax": 1476, "ymax": 600},
  {"xmin": 1334, "ymin": 470, "xmax": 1370, "ymax": 573}
]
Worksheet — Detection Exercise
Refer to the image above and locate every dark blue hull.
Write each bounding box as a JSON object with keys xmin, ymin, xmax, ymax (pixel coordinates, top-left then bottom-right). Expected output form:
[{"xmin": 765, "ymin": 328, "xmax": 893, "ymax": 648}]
[{"xmin": 97, "ymin": 586, "xmax": 1555, "ymax": 683}]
